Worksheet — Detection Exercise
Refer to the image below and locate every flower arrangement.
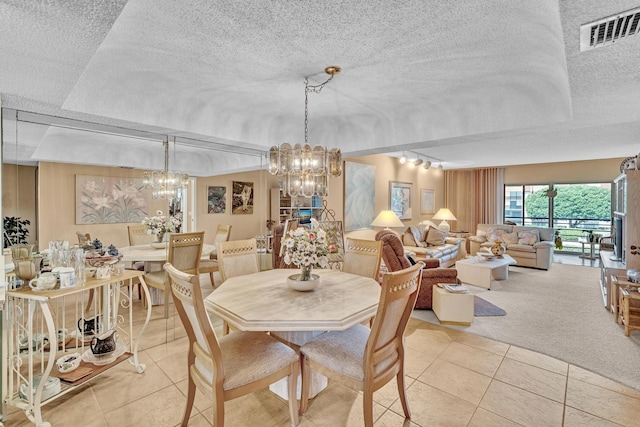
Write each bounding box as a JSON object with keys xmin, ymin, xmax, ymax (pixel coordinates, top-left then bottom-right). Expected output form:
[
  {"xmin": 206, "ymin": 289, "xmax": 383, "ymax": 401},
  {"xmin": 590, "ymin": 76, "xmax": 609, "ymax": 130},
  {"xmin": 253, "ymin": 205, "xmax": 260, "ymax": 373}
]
[
  {"xmin": 142, "ymin": 210, "xmax": 181, "ymax": 241},
  {"xmin": 282, "ymin": 218, "xmax": 331, "ymax": 277}
]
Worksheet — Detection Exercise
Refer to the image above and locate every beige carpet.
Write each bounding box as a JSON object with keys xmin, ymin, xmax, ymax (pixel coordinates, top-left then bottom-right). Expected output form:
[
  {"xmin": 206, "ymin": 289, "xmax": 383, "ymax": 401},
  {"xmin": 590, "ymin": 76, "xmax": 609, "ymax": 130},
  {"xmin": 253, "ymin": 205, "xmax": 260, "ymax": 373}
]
[{"xmin": 412, "ymin": 263, "xmax": 640, "ymax": 391}]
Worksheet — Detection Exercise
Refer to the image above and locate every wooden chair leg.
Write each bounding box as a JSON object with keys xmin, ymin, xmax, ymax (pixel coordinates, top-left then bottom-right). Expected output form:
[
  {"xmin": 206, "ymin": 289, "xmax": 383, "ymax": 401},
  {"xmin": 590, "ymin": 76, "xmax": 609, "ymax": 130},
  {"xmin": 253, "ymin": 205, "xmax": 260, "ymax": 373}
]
[
  {"xmin": 363, "ymin": 388, "xmax": 374, "ymax": 427},
  {"xmin": 181, "ymin": 375, "xmax": 196, "ymax": 426},
  {"xmin": 222, "ymin": 321, "xmax": 230, "ymax": 336},
  {"xmin": 287, "ymin": 361, "xmax": 299, "ymax": 426},
  {"xmin": 300, "ymin": 355, "xmax": 311, "ymax": 415},
  {"xmin": 85, "ymin": 289, "xmax": 94, "ymax": 313},
  {"xmin": 396, "ymin": 368, "xmax": 411, "ymax": 419}
]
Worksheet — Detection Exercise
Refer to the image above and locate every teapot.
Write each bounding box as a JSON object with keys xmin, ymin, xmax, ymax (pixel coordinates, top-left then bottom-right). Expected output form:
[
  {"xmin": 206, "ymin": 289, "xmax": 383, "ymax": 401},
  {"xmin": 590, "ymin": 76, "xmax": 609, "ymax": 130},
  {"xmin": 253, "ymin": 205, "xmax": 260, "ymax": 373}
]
[
  {"xmin": 78, "ymin": 315, "xmax": 100, "ymax": 336},
  {"xmin": 90, "ymin": 329, "xmax": 117, "ymax": 355}
]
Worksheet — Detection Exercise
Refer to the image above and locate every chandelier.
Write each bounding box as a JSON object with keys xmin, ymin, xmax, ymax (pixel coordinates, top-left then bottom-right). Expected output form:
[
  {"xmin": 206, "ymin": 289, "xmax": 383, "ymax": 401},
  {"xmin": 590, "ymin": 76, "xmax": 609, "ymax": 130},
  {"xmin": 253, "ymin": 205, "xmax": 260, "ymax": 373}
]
[
  {"xmin": 142, "ymin": 137, "xmax": 189, "ymax": 200},
  {"xmin": 268, "ymin": 66, "xmax": 343, "ymax": 197}
]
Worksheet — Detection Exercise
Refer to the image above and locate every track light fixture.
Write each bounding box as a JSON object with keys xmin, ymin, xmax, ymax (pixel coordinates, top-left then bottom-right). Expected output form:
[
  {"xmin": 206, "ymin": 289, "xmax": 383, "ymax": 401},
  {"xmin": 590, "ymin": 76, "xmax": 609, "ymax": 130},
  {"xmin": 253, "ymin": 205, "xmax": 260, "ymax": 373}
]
[
  {"xmin": 399, "ymin": 152, "xmax": 407, "ymax": 164},
  {"xmin": 413, "ymin": 158, "xmax": 423, "ymax": 166},
  {"xmin": 423, "ymin": 159, "xmax": 431, "ymax": 170},
  {"xmin": 437, "ymin": 162, "xmax": 443, "ymax": 171}
]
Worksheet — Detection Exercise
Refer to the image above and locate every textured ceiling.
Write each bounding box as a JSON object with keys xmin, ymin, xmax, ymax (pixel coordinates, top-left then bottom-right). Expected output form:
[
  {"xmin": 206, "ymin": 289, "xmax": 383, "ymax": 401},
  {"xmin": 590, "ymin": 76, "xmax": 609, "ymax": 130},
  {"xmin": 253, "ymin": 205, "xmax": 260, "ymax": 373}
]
[{"xmin": 1, "ymin": 0, "xmax": 640, "ymax": 174}]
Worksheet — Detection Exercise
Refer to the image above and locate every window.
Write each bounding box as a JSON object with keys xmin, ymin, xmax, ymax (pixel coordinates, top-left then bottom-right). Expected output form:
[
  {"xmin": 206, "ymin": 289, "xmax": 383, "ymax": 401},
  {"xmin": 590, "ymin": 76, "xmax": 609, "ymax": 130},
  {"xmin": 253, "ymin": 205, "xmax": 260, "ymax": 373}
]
[{"xmin": 504, "ymin": 183, "xmax": 612, "ymax": 252}]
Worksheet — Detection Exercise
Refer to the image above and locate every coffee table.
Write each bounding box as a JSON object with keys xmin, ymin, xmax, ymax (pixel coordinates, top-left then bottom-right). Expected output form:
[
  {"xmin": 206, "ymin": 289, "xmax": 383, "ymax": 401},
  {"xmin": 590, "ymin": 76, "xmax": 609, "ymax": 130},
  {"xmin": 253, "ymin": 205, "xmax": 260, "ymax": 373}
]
[{"xmin": 455, "ymin": 254, "xmax": 517, "ymax": 290}]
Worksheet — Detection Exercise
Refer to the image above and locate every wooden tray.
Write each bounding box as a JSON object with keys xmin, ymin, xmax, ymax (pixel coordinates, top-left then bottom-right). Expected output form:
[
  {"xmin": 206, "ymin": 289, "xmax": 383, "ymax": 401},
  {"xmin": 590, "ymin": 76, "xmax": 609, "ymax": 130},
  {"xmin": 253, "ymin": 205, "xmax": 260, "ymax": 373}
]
[{"xmin": 49, "ymin": 353, "xmax": 132, "ymax": 385}]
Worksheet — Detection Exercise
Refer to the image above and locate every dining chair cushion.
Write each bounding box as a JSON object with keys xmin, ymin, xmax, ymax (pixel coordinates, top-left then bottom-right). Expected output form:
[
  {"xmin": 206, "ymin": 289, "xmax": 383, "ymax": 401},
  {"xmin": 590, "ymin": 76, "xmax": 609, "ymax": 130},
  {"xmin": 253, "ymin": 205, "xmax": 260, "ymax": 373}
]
[
  {"xmin": 300, "ymin": 323, "xmax": 395, "ymax": 381},
  {"xmin": 143, "ymin": 271, "xmax": 165, "ymax": 287},
  {"xmin": 199, "ymin": 259, "xmax": 218, "ymax": 271},
  {"xmin": 194, "ymin": 331, "xmax": 299, "ymax": 390}
]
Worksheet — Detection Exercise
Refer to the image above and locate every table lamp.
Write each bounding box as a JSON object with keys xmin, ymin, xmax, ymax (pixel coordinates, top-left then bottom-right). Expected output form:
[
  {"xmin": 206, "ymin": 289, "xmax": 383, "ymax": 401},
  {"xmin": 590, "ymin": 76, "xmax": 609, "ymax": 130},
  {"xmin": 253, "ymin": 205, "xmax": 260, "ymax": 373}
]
[
  {"xmin": 432, "ymin": 208, "xmax": 457, "ymax": 233},
  {"xmin": 371, "ymin": 210, "xmax": 404, "ymax": 230}
]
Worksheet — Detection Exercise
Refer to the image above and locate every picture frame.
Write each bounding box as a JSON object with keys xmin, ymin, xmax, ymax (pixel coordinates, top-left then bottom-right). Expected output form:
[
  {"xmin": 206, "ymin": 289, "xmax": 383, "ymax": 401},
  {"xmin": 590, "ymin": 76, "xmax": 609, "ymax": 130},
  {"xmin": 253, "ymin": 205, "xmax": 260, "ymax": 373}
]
[
  {"xmin": 420, "ymin": 188, "xmax": 435, "ymax": 214},
  {"xmin": 75, "ymin": 175, "xmax": 149, "ymax": 224},
  {"xmin": 207, "ymin": 186, "xmax": 226, "ymax": 214},
  {"xmin": 231, "ymin": 181, "xmax": 253, "ymax": 214},
  {"xmin": 389, "ymin": 181, "xmax": 412, "ymax": 220}
]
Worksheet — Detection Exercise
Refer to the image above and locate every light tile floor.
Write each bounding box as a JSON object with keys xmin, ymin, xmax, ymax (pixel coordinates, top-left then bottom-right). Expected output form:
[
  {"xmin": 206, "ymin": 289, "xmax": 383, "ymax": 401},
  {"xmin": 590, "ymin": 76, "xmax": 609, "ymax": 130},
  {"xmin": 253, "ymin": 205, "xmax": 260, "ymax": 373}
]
[{"xmin": 5, "ymin": 268, "xmax": 640, "ymax": 427}]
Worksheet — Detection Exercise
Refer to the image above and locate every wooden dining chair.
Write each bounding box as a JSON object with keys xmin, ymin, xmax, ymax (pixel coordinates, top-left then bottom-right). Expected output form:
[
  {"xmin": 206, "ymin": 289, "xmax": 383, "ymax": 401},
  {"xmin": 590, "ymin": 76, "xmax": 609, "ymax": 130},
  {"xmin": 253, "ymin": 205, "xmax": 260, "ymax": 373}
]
[
  {"xmin": 299, "ymin": 261, "xmax": 423, "ymax": 426},
  {"xmin": 276, "ymin": 219, "xmax": 299, "ymax": 268},
  {"xmin": 164, "ymin": 263, "xmax": 300, "ymax": 427},
  {"xmin": 217, "ymin": 238, "xmax": 259, "ymax": 334},
  {"xmin": 143, "ymin": 231, "xmax": 204, "ymax": 319},
  {"xmin": 126, "ymin": 224, "xmax": 156, "ymax": 300},
  {"xmin": 199, "ymin": 224, "xmax": 232, "ymax": 286},
  {"xmin": 342, "ymin": 238, "xmax": 383, "ymax": 280}
]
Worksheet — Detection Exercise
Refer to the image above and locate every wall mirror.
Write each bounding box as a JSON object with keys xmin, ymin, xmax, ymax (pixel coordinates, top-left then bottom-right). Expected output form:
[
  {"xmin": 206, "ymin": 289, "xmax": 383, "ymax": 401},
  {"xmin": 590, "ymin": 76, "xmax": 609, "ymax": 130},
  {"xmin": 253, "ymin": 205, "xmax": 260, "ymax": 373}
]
[{"xmin": 1, "ymin": 107, "xmax": 269, "ymax": 344}]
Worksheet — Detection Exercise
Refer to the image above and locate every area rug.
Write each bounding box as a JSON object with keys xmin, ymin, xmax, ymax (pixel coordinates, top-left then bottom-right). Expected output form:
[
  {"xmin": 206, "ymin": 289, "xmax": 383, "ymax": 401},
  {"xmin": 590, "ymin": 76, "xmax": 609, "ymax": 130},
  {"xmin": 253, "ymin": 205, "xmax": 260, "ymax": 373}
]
[
  {"xmin": 474, "ymin": 296, "xmax": 506, "ymax": 316},
  {"xmin": 412, "ymin": 263, "xmax": 640, "ymax": 391}
]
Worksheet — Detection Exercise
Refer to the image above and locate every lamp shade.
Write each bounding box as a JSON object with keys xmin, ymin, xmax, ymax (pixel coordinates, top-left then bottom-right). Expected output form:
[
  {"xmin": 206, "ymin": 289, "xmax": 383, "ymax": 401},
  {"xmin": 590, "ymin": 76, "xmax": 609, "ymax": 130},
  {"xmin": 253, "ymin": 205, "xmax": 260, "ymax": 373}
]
[
  {"xmin": 432, "ymin": 208, "xmax": 457, "ymax": 221},
  {"xmin": 432, "ymin": 208, "xmax": 456, "ymax": 233},
  {"xmin": 371, "ymin": 210, "xmax": 404, "ymax": 229}
]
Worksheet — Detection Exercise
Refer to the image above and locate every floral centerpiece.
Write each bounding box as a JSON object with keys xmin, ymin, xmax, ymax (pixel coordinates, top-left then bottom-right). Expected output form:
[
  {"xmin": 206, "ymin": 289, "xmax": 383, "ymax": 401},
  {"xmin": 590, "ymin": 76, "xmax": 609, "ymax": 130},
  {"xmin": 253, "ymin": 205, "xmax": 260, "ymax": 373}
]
[
  {"xmin": 282, "ymin": 218, "xmax": 330, "ymax": 281},
  {"xmin": 142, "ymin": 210, "xmax": 181, "ymax": 243}
]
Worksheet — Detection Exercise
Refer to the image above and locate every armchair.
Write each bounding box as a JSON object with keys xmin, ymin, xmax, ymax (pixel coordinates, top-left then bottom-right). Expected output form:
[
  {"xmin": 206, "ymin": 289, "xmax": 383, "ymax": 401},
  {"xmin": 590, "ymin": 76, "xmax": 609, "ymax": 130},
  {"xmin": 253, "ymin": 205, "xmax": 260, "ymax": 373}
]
[{"xmin": 375, "ymin": 230, "xmax": 459, "ymax": 309}]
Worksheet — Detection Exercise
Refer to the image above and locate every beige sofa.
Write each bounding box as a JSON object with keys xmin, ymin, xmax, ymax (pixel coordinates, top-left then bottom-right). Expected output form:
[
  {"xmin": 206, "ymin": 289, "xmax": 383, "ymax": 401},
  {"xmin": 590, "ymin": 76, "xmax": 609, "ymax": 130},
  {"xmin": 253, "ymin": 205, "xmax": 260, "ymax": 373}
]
[
  {"xmin": 469, "ymin": 224, "xmax": 554, "ymax": 270},
  {"xmin": 344, "ymin": 224, "xmax": 462, "ymax": 268},
  {"xmin": 400, "ymin": 223, "xmax": 462, "ymax": 268}
]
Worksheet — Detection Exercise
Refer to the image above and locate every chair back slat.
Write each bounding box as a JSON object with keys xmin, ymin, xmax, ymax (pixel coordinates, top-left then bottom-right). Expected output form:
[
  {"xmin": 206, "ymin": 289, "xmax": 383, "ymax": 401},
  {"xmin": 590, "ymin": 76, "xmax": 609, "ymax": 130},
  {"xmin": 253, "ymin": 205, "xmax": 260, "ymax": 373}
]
[
  {"xmin": 165, "ymin": 263, "xmax": 223, "ymax": 388},
  {"xmin": 168, "ymin": 232, "xmax": 205, "ymax": 274},
  {"xmin": 365, "ymin": 262, "xmax": 423, "ymax": 384},
  {"xmin": 218, "ymin": 238, "xmax": 259, "ymax": 282},
  {"xmin": 128, "ymin": 224, "xmax": 155, "ymax": 246},
  {"xmin": 342, "ymin": 238, "xmax": 382, "ymax": 280}
]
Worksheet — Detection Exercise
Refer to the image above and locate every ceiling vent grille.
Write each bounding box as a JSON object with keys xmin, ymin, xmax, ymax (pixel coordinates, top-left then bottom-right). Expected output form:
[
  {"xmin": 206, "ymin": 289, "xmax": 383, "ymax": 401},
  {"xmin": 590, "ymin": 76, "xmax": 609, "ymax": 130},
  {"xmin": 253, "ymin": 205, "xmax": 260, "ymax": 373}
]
[{"xmin": 580, "ymin": 7, "xmax": 640, "ymax": 51}]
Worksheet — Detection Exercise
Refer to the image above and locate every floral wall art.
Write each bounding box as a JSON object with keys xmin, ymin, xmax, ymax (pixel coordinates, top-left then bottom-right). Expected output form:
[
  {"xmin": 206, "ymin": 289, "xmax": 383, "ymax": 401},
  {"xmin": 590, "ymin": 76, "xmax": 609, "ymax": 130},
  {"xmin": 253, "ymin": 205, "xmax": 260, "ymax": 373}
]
[{"xmin": 76, "ymin": 175, "xmax": 149, "ymax": 224}]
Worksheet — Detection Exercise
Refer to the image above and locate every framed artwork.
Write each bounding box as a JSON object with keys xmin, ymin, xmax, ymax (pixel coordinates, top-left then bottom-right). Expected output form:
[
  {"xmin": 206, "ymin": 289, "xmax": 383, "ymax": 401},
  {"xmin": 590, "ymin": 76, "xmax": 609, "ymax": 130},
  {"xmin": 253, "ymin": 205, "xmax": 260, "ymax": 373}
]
[
  {"xmin": 389, "ymin": 181, "xmax": 413, "ymax": 220},
  {"xmin": 231, "ymin": 181, "xmax": 253, "ymax": 214},
  {"xmin": 76, "ymin": 175, "xmax": 149, "ymax": 224},
  {"xmin": 344, "ymin": 161, "xmax": 376, "ymax": 231},
  {"xmin": 420, "ymin": 188, "xmax": 435, "ymax": 214},
  {"xmin": 207, "ymin": 186, "xmax": 226, "ymax": 214}
]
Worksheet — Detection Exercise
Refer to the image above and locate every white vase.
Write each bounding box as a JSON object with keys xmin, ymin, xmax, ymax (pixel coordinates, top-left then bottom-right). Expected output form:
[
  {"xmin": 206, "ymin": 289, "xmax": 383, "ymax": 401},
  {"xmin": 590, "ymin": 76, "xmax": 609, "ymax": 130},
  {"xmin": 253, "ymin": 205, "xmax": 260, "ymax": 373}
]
[{"xmin": 287, "ymin": 265, "xmax": 321, "ymax": 291}]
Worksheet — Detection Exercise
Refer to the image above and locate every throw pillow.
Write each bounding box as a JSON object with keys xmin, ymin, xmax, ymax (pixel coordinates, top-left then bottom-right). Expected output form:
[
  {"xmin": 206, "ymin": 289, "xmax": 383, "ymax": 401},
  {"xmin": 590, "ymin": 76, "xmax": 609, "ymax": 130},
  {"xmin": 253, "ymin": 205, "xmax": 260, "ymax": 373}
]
[
  {"xmin": 487, "ymin": 226, "xmax": 510, "ymax": 242},
  {"xmin": 518, "ymin": 230, "xmax": 539, "ymax": 245},
  {"xmin": 503, "ymin": 232, "xmax": 518, "ymax": 244},
  {"xmin": 402, "ymin": 229, "xmax": 418, "ymax": 247},
  {"xmin": 426, "ymin": 226, "xmax": 447, "ymax": 246}
]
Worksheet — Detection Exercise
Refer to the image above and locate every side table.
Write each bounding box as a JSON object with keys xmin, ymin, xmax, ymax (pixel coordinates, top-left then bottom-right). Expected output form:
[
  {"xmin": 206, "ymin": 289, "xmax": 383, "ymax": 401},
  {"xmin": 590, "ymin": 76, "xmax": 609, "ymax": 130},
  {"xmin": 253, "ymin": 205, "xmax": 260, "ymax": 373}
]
[
  {"xmin": 432, "ymin": 285, "xmax": 474, "ymax": 326},
  {"xmin": 449, "ymin": 231, "xmax": 470, "ymax": 257},
  {"xmin": 619, "ymin": 287, "xmax": 640, "ymax": 336}
]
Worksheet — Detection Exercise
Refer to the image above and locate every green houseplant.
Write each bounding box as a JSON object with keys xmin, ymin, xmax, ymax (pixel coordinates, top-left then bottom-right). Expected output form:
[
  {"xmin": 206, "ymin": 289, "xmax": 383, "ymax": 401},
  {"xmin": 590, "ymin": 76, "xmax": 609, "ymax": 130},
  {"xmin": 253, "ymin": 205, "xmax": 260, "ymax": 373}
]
[
  {"xmin": 3, "ymin": 216, "xmax": 31, "ymax": 247},
  {"xmin": 554, "ymin": 230, "xmax": 563, "ymax": 250}
]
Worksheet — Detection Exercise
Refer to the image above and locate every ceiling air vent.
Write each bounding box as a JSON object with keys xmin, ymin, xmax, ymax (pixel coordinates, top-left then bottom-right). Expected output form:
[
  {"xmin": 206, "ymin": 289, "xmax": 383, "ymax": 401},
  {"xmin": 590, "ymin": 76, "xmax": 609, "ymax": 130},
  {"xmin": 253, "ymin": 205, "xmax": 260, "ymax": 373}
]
[{"xmin": 580, "ymin": 7, "xmax": 640, "ymax": 51}]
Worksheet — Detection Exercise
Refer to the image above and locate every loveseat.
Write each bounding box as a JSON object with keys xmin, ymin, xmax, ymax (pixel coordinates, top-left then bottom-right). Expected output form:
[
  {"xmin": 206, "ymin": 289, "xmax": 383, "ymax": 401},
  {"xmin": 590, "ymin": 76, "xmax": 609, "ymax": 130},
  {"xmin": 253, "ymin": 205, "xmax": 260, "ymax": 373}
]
[
  {"xmin": 400, "ymin": 223, "xmax": 462, "ymax": 267},
  {"xmin": 469, "ymin": 224, "xmax": 555, "ymax": 270}
]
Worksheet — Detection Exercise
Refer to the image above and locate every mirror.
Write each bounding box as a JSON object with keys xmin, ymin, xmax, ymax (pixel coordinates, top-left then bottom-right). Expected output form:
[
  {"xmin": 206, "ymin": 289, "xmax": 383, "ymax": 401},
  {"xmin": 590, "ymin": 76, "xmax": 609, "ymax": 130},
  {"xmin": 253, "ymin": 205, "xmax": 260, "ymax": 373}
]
[{"xmin": 2, "ymin": 107, "xmax": 271, "ymax": 344}]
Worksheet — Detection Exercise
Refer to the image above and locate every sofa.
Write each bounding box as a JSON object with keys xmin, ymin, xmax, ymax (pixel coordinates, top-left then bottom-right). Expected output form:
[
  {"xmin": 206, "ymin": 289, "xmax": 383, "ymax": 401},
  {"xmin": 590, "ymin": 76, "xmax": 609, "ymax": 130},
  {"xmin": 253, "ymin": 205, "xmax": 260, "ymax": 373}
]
[
  {"xmin": 400, "ymin": 223, "xmax": 462, "ymax": 268},
  {"xmin": 375, "ymin": 230, "xmax": 460, "ymax": 309},
  {"xmin": 469, "ymin": 224, "xmax": 555, "ymax": 270}
]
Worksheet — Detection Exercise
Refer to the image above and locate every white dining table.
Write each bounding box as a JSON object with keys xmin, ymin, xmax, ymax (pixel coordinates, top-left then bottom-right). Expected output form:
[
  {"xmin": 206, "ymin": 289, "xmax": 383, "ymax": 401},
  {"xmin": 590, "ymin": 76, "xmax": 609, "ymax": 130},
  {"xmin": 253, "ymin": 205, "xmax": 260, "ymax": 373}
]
[
  {"xmin": 119, "ymin": 243, "xmax": 217, "ymax": 305},
  {"xmin": 204, "ymin": 268, "xmax": 381, "ymax": 399},
  {"xmin": 119, "ymin": 243, "xmax": 217, "ymax": 264}
]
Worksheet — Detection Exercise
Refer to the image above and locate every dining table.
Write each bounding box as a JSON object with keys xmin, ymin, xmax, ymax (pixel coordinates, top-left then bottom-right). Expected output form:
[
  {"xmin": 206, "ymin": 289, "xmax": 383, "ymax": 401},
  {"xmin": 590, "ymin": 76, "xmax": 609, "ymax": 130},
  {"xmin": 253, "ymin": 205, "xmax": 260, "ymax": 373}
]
[
  {"xmin": 204, "ymin": 268, "xmax": 381, "ymax": 399},
  {"xmin": 119, "ymin": 243, "xmax": 217, "ymax": 305}
]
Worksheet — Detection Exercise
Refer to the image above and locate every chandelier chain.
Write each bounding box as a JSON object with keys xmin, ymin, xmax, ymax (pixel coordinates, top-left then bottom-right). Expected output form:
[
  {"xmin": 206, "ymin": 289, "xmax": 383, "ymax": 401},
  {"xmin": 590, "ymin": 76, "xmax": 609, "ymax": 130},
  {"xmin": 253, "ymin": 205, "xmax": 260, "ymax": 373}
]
[{"xmin": 304, "ymin": 74, "xmax": 335, "ymax": 145}]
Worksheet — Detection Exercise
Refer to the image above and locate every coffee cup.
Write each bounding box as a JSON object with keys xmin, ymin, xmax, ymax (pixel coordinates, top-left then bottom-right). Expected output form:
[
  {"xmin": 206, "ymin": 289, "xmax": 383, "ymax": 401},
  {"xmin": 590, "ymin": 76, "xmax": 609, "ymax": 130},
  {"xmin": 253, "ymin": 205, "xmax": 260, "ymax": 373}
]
[{"xmin": 28, "ymin": 273, "xmax": 57, "ymax": 291}]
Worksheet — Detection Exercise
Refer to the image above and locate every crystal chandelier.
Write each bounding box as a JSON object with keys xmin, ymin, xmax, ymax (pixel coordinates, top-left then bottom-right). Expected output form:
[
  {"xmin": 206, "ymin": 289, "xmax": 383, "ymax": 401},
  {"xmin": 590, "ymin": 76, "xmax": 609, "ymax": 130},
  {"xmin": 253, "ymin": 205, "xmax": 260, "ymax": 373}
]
[
  {"xmin": 142, "ymin": 137, "xmax": 189, "ymax": 200},
  {"xmin": 268, "ymin": 66, "xmax": 343, "ymax": 197}
]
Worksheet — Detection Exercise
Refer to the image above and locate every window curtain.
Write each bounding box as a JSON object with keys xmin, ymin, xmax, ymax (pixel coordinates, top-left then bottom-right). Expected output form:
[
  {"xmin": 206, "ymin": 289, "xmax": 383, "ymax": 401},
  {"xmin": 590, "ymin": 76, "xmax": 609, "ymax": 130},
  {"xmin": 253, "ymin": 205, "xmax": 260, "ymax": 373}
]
[{"xmin": 444, "ymin": 168, "xmax": 504, "ymax": 234}]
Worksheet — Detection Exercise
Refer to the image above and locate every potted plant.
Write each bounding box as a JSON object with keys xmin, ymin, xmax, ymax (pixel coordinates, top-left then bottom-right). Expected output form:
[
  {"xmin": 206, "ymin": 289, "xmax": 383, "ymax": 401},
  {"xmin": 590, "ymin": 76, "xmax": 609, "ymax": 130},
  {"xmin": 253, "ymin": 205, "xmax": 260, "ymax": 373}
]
[
  {"xmin": 3, "ymin": 216, "xmax": 31, "ymax": 247},
  {"xmin": 554, "ymin": 230, "xmax": 563, "ymax": 250},
  {"xmin": 583, "ymin": 230, "xmax": 599, "ymax": 243}
]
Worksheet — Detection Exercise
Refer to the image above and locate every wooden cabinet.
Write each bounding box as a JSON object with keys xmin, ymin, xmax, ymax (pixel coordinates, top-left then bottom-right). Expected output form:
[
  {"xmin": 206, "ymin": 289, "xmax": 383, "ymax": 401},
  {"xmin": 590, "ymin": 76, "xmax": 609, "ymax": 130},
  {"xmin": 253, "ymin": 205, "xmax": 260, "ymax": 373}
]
[{"xmin": 270, "ymin": 188, "xmax": 323, "ymax": 225}]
